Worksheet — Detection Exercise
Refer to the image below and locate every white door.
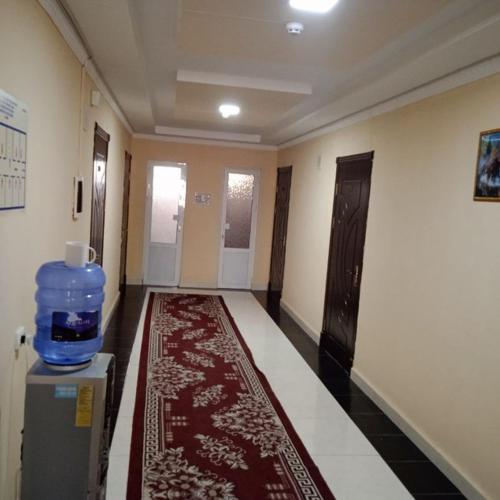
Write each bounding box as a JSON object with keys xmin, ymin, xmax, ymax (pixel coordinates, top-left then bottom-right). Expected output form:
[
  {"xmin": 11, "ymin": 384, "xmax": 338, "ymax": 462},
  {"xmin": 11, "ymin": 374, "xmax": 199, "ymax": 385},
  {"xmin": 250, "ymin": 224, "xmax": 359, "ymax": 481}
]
[
  {"xmin": 144, "ymin": 162, "xmax": 186, "ymax": 286},
  {"xmin": 218, "ymin": 169, "xmax": 259, "ymax": 289}
]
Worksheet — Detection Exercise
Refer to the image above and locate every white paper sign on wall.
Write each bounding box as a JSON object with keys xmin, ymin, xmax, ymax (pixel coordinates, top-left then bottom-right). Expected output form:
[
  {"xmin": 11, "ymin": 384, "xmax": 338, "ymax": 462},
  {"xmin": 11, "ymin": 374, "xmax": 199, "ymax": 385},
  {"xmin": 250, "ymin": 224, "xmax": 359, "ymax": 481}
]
[
  {"xmin": 194, "ymin": 192, "xmax": 212, "ymax": 206},
  {"xmin": 0, "ymin": 88, "xmax": 28, "ymax": 211}
]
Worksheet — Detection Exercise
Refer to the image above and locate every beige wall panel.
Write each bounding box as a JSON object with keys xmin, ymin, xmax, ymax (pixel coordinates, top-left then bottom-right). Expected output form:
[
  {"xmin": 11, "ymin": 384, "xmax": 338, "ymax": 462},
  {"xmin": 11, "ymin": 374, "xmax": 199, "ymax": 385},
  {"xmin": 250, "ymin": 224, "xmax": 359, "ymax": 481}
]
[
  {"xmin": 129, "ymin": 139, "xmax": 277, "ymax": 289},
  {"xmin": 0, "ymin": 1, "xmax": 131, "ymax": 498},
  {"xmin": 278, "ymin": 73, "xmax": 500, "ymax": 499}
]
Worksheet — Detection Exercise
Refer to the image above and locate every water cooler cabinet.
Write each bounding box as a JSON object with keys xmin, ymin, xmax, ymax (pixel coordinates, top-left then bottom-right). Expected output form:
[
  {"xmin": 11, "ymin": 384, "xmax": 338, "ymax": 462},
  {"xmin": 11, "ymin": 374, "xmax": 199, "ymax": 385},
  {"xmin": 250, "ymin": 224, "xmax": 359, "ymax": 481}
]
[{"xmin": 21, "ymin": 353, "xmax": 115, "ymax": 500}]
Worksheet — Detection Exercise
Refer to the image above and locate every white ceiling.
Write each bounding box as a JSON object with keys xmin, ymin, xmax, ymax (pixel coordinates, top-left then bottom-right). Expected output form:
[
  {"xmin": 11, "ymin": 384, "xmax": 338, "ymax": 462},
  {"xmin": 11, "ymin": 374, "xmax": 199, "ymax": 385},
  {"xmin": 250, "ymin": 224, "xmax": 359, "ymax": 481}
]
[{"xmin": 60, "ymin": 0, "xmax": 500, "ymax": 146}]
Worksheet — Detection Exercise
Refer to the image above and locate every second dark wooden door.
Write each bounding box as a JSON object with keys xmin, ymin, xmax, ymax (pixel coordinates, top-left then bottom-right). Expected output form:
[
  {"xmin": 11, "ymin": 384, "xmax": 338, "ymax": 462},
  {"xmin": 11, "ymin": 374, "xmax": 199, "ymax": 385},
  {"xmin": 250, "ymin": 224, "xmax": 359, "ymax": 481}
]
[
  {"xmin": 90, "ymin": 124, "xmax": 110, "ymax": 266},
  {"xmin": 119, "ymin": 151, "xmax": 132, "ymax": 290},
  {"xmin": 269, "ymin": 166, "xmax": 292, "ymax": 294},
  {"xmin": 321, "ymin": 152, "xmax": 373, "ymax": 372}
]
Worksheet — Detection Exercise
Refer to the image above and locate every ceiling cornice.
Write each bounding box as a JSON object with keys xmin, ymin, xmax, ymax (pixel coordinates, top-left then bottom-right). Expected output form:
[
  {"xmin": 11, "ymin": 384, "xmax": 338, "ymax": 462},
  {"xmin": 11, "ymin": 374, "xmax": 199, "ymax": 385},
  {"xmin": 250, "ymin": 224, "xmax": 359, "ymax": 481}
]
[
  {"xmin": 38, "ymin": 0, "xmax": 134, "ymax": 135},
  {"xmin": 134, "ymin": 133, "xmax": 277, "ymax": 151},
  {"xmin": 177, "ymin": 70, "xmax": 312, "ymax": 95},
  {"xmin": 39, "ymin": 0, "xmax": 500, "ymax": 150},
  {"xmin": 155, "ymin": 126, "xmax": 261, "ymax": 144},
  {"xmin": 279, "ymin": 51, "xmax": 500, "ymax": 150}
]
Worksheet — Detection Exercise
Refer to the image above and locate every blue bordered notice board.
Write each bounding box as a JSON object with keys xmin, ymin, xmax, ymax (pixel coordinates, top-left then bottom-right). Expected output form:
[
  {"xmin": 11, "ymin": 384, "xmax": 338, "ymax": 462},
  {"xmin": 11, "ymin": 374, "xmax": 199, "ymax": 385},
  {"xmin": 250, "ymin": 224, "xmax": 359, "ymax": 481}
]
[{"xmin": 0, "ymin": 89, "xmax": 28, "ymax": 211}]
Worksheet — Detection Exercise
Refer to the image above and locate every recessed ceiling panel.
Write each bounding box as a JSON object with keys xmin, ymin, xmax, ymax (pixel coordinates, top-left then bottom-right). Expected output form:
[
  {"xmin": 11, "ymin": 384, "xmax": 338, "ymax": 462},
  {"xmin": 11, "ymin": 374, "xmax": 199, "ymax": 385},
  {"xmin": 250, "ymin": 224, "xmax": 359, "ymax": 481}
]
[
  {"xmin": 57, "ymin": 0, "xmax": 500, "ymax": 144},
  {"xmin": 180, "ymin": 0, "xmax": 450, "ymax": 70},
  {"xmin": 174, "ymin": 82, "xmax": 306, "ymax": 128}
]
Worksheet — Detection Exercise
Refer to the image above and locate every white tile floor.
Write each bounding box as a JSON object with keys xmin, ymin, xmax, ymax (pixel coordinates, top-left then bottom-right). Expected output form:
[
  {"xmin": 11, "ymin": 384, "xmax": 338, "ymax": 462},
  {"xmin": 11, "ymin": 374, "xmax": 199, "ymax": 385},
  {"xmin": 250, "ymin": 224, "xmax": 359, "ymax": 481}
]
[{"xmin": 107, "ymin": 289, "xmax": 412, "ymax": 500}]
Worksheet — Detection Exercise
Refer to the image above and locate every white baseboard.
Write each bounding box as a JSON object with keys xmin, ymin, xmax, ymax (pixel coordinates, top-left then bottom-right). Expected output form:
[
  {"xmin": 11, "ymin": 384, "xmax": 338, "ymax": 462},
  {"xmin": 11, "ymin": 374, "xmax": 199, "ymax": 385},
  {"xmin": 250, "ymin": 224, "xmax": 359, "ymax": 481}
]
[
  {"xmin": 279, "ymin": 298, "xmax": 320, "ymax": 345},
  {"xmin": 127, "ymin": 278, "xmax": 144, "ymax": 285},
  {"xmin": 179, "ymin": 282, "xmax": 268, "ymax": 291},
  {"xmin": 102, "ymin": 291, "xmax": 121, "ymax": 332},
  {"xmin": 251, "ymin": 284, "xmax": 268, "ymax": 291},
  {"xmin": 351, "ymin": 368, "xmax": 486, "ymax": 500},
  {"xmin": 179, "ymin": 282, "xmax": 217, "ymax": 290}
]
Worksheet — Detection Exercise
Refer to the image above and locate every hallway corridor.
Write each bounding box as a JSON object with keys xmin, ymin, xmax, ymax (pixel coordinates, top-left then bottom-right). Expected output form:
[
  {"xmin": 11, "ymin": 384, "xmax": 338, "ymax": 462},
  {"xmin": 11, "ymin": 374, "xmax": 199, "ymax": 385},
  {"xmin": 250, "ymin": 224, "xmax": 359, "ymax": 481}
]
[{"xmin": 102, "ymin": 287, "xmax": 464, "ymax": 499}]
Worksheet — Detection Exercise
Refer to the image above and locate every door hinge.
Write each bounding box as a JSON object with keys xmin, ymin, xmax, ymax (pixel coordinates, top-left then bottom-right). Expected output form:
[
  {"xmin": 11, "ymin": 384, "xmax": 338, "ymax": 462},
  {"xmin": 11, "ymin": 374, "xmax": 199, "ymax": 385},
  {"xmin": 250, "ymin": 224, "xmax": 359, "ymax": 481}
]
[{"xmin": 335, "ymin": 184, "xmax": 339, "ymax": 196}]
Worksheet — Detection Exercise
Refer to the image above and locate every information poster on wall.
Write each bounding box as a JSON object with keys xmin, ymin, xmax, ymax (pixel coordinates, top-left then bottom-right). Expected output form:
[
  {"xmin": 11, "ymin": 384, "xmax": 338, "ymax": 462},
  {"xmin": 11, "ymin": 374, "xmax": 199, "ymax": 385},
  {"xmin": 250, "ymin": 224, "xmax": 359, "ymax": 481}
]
[{"xmin": 0, "ymin": 88, "xmax": 28, "ymax": 211}]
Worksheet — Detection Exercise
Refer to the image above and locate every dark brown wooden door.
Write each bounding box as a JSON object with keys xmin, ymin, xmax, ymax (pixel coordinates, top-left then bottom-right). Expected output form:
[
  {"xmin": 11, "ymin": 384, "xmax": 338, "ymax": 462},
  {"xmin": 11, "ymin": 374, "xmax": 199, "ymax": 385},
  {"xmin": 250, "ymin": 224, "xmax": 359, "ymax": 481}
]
[
  {"xmin": 90, "ymin": 124, "xmax": 110, "ymax": 266},
  {"xmin": 320, "ymin": 152, "xmax": 373, "ymax": 372},
  {"xmin": 269, "ymin": 166, "xmax": 293, "ymax": 295},
  {"xmin": 119, "ymin": 151, "xmax": 132, "ymax": 290}
]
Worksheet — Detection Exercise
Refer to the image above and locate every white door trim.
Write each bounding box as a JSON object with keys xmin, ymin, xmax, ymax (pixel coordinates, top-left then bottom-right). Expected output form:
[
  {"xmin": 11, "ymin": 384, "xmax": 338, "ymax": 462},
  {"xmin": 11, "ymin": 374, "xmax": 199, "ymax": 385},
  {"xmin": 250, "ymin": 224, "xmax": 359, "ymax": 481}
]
[
  {"xmin": 143, "ymin": 161, "xmax": 187, "ymax": 286},
  {"xmin": 217, "ymin": 168, "xmax": 260, "ymax": 289}
]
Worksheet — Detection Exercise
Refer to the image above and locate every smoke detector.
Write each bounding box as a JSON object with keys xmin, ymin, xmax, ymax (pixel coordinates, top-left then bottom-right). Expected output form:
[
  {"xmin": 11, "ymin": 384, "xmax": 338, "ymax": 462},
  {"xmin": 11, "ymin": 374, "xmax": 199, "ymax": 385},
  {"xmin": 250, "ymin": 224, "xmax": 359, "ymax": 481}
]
[{"xmin": 286, "ymin": 22, "xmax": 304, "ymax": 35}]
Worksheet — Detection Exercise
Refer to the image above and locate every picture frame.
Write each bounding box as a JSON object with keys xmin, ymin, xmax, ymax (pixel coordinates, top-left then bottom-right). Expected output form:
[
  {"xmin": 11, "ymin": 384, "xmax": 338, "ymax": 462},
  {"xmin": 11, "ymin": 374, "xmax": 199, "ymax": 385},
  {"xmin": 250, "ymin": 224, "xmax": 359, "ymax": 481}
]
[{"xmin": 474, "ymin": 128, "xmax": 500, "ymax": 201}]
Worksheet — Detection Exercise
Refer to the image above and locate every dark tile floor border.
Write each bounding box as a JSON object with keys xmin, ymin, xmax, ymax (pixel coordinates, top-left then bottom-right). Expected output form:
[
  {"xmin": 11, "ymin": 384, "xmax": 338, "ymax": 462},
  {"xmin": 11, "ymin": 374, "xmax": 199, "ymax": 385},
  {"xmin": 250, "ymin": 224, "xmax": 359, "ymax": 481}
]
[{"xmin": 102, "ymin": 286, "xmax": 465, "ymax": 499}]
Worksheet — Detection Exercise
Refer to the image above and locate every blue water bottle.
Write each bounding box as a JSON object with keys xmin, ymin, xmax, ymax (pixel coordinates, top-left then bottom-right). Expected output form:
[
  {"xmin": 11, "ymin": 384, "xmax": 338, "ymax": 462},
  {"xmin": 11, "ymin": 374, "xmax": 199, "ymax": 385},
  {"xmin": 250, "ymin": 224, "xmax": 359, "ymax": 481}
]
[{"xmin": 34, "ymin": 242, "xmax": 106, "ymax": 368}]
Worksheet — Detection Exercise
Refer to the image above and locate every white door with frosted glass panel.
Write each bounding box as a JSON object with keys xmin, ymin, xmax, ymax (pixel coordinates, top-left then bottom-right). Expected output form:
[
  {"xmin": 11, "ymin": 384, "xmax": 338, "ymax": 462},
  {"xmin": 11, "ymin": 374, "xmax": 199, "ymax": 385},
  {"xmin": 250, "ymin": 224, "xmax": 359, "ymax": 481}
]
[
  {"xmin": 144, "ymin": 162, "xmax": 186, "ymax": 286},
  {"xmin": 218, "ymin": 170, "xmax": 259, "ymax": 289}
]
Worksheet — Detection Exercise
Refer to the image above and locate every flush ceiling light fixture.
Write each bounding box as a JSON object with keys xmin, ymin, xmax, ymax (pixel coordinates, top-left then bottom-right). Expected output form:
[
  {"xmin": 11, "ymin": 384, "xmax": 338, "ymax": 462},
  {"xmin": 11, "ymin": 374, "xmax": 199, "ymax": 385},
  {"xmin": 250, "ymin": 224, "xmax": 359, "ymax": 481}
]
[
  {"xmin": 289, "ymin": 0, "xmax": 338, "ymax": 13},
  {"xmin": 219, "ymin": 103, "xmax": 241, "ymax": 119}
]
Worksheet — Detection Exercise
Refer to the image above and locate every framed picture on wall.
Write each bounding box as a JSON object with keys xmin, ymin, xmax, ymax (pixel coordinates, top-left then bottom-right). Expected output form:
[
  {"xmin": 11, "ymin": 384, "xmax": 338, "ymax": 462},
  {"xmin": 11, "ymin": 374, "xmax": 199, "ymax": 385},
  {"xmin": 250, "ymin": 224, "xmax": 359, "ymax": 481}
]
[{"xmin": 474, "ymin": 128, "xmax": 500, "ymax": 201}]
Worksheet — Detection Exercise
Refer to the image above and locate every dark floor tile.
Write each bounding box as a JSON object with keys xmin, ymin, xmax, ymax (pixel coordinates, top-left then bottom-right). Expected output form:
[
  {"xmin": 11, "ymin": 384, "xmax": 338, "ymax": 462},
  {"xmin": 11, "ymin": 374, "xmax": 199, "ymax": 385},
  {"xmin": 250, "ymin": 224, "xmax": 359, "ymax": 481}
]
[
  {"xmin": 320, "ymin": 376, "xmax": 364, "ymax": 396},
  {"xmin": 389, "ymin": 462, "xmax": 460, "ymax": 495},
  {"xmin": 114, "ymin": 372, "xmax": 127, "ymax": 389},
  {"xmin": 317, "ymin": 355, "xmax": 350, "ymax": 379},
  {"xmin": 105, "ymin": 322, "xmax": 139, "ymax": 334},
  {"xmin": 335, "ymin": 394, "xmax": 384, "ymax": 414},
  {"xmin": 348, "ymin": 413, "xmax": 404, "ymax": 436},
  {"xmin": 115, "ymin": 364, "xmax": 132, "ymax": 379},
  {"xmin": 105, "ymin": 345, "xmax": 135, "ymax": 356},
  {"xmin": 112, "ymin": 391, "xmax": 123, "ymax": 409},
  {"xmin": 105, "ymin": 317, "xmax": 141, "ymax": 331},
  {"xmin": 109, "ymin": 408, "xmax": 120, "ymax": 435},
  {"xmin": 103, "ymin": 332, "xmax": 137, "ymax": 348},
  {"xmin": 367, "ymin": 435, "xmax": 429, "ymax": 462},
  {"xmin": 103, "ymin": 337, "xmax": 137, "ymax": 349},
  {"xmin": 103, "ymin": 343, "xmax": 123, "ymax": 354}
]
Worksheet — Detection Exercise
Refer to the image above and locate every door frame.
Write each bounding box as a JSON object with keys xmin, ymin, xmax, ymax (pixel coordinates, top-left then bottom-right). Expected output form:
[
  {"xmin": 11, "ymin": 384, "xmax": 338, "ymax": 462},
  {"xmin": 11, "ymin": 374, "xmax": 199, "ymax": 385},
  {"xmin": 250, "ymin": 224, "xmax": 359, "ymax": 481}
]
[
  {"xmin": 217, "ymin": 168, "xmax": 260, "ymax": 289},
  {"xmin": 142, "ymin": 160, "xmax": 187, "ymax": 287},
  {"xmin": 89, "ymin": 123, "xmax": 109, "ymax": 267},
  {"xmin": 320, "ymin": 151, "xmax": 374, "ymax": 372},
  {"xmin": 268, "ymin": 165, "xmax": 293, "ymax": 296},
  {"xmin": 119, "ymin": 151, "xmax": 132, "ymax": 291}
]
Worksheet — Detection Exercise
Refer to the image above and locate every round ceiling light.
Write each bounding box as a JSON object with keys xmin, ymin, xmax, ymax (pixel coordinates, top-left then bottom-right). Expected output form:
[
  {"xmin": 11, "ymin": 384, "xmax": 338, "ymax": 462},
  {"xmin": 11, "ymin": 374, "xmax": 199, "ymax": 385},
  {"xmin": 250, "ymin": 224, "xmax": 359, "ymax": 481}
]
[
  {"xmin": 289, "ymin": 0, "xmax": 339, "ymax": 14},
  {"xmin": 219, "ymin": 104, "xmax": 241, "ymax": 119}
]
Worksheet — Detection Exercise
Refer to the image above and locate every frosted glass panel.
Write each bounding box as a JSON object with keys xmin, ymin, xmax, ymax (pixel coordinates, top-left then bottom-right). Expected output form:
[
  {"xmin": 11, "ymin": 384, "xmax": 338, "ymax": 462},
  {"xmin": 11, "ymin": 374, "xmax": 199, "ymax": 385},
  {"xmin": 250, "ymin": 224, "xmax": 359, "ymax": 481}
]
[
  {"xmin": 151, "ymin": 166, "xmax": 182, "ymax": 244},
  {"xmin": 225, "ymin": 173, "xmax": 255, "ymax": 249}
]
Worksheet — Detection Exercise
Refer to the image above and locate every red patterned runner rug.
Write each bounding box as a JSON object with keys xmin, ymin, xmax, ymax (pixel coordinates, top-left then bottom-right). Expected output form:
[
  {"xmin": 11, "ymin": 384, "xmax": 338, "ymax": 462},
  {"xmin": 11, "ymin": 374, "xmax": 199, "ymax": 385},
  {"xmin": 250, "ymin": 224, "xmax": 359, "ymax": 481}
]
[{"xmin": 127, "ymin": 293, "xmax": 335, "ymax": 499}]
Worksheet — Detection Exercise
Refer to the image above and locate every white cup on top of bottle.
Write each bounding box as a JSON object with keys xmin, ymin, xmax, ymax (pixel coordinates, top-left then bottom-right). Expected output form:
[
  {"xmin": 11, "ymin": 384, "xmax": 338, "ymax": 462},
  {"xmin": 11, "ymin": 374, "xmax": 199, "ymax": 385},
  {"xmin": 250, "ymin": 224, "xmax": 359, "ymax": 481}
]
[{"xmin": 65, "ymin": 241, "xmax": 97, "ymax": 268}]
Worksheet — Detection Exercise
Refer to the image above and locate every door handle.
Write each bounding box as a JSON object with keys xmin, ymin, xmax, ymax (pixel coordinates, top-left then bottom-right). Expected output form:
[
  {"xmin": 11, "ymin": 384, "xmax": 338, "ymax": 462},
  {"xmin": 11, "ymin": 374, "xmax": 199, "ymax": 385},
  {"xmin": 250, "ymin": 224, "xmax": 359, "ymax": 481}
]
[{"xmin": 353, "ymin": 265, "xmax": 360, "ymax": 288}]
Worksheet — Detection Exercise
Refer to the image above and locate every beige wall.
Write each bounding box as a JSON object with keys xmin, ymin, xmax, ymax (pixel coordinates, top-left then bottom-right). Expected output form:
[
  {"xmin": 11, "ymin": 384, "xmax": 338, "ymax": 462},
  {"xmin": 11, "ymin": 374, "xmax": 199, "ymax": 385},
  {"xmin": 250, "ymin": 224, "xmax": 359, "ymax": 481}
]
[
  {"xmin": 0, "ymin": 1, "xmax": 131, "ymax": 498},
  {"xmin": 278, "ymin": 73, "xmax": 500, "ymax": 498},
  {"xmin": 129, "ymin": 138, "xmax": 277, "ymax": 289}
]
